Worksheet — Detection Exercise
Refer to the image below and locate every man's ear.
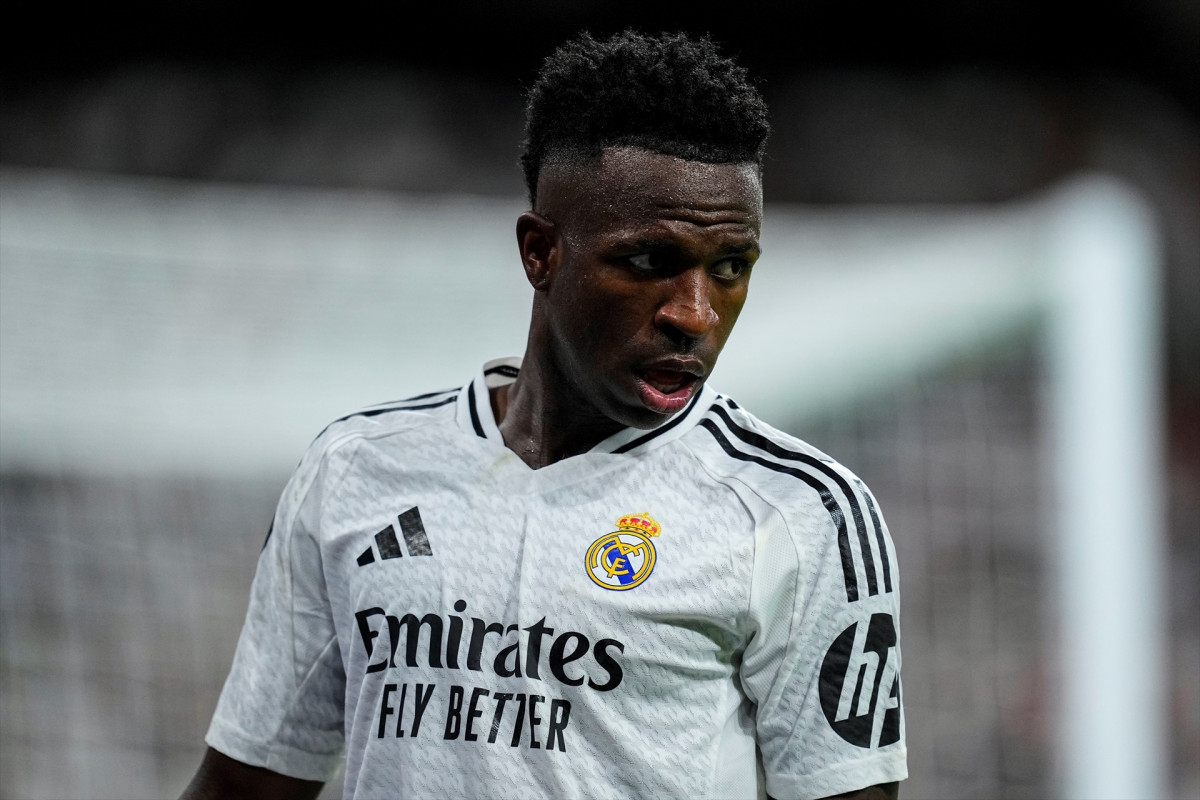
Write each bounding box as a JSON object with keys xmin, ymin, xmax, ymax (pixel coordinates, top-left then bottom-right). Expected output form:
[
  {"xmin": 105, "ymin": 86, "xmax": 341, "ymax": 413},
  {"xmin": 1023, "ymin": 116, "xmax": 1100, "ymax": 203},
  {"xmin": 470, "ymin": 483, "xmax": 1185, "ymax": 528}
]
[{"xmin": 516, "ymin": 211, "xmax": 558, "ymax": 291}]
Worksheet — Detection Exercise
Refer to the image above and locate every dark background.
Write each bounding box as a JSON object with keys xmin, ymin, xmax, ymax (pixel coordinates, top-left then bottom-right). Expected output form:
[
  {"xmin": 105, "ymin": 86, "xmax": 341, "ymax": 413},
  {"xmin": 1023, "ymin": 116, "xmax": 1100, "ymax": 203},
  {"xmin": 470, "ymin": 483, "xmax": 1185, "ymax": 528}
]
[
  {"xmin": 5, "ymin": 0, "xmax": 1198, "ymax": 189},
  {"xmin": 6, "ymin": 1, "xmax": 1198, "ymax": 117}
]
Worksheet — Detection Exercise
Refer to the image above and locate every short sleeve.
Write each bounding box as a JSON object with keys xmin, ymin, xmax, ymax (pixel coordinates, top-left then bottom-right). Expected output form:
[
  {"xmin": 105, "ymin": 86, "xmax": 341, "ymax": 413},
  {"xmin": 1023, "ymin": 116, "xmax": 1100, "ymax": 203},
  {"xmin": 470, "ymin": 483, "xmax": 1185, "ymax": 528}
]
[
  {"xmin": 204, "ymin": 437, "xmax": 352, "ymax": 781},
  {"xmin": 739, "ymin": 474, "xmax": 907, "ymax": 800}
]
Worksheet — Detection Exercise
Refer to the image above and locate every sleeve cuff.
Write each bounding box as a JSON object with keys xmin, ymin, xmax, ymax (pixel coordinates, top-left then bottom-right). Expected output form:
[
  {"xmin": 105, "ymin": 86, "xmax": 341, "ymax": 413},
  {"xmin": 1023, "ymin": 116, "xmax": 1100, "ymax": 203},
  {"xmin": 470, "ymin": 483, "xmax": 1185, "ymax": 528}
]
[
  {"xmin": 765, "ymin": 748, "xmax": 908, "ymax": 800},
  {"xmin": 205, "ymin": 718, "xmax": 344, "ymax": 783}
]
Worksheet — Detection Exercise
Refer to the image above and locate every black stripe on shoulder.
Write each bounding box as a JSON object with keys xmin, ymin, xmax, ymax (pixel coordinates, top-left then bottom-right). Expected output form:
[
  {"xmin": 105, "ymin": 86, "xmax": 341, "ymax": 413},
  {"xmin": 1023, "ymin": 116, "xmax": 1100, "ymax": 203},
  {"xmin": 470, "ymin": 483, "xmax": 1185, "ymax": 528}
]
[
  {"xmin": 335, "ymin": 393, "xmax": 458, "ymax": 426},
  {"xmin": 399, "ymin": 387, "xmax": 460, "ymax": 403},
  {"xmin": 611, "ymin": 390, "xmax": 705, "ymax": 454},
  {"xmin": 854, "ymin": 477, "xmax": 892, "ymax": 593},
  {"xmin": 698, "ymin": 418, "xmax": 860, "ymax": 603},
  {"xmin": 709, "ymin": 402, "xmax": 890, "ymax": 597},
  {"xmin": 310, "ymin": 392, "xmax": 459, "ymax": 445},
  {"xmin": 467, "ymin": 379, "xmax": 486, "ymax": 438},
  {"xmin": 398, "ymin": 396, "xmax": 460, "ymax": 411}
]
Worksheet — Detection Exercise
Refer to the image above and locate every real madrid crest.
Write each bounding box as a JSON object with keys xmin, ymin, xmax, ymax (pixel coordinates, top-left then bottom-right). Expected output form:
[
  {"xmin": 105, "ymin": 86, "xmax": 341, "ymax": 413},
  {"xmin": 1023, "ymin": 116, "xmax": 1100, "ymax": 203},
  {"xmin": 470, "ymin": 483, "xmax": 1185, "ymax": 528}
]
[{"xmin": 585, "ymin": 512, "xmax": 660, "ymax": 591}]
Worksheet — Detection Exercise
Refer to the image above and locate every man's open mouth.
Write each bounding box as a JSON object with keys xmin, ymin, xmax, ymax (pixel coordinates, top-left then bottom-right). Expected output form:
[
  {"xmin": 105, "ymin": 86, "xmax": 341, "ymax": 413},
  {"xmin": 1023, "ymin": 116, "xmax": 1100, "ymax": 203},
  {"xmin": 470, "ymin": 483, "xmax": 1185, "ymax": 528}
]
[
  {"xmin": 635, "ymin": 368, "xmax": 700, "ymax": 414},
  {"xmin": 641, "ymin": 368, "xmax": 697, "ymax": 394}
]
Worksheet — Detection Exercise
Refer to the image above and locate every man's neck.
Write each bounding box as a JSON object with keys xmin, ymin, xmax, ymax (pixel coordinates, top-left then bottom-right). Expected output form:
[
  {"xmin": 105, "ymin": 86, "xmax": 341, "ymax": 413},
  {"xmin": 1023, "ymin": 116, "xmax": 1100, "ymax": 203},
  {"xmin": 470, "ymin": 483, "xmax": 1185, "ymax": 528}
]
[{"xmin": 492, "ymin": 368, "xmax": 624, "ymax": 470}]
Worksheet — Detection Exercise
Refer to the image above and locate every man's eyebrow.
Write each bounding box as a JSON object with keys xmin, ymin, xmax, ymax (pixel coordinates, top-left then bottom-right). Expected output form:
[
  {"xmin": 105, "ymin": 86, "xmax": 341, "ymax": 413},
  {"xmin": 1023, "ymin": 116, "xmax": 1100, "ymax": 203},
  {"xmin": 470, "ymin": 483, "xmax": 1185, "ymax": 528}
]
[
  {"xmin": 617, "ymin": 238, "xmax": 762, "ymax": 256},
  {"xmin": 721, "ymin": 241, "xmax": 761, "ymax": 256},
  {"xmin": 615, "ymin": 237, "xmax": 679, "ymax": 251}
]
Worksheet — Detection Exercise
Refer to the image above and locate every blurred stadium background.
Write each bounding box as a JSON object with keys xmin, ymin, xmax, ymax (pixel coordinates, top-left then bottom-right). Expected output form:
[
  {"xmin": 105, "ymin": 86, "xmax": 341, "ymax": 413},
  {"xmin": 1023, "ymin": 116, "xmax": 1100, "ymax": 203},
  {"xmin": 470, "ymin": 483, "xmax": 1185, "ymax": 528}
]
[{"xmin": 1, "ymin": 2, "xmax": 1197, "ymax": 799}]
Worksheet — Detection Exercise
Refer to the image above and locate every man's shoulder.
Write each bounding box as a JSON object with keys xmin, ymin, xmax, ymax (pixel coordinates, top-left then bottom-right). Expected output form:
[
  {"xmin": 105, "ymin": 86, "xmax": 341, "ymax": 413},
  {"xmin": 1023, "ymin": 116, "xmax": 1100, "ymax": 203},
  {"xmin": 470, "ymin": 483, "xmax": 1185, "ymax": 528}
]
[
  {"xmin": 687, "ymin": 393, "xmax": 844, "ymax": 473},
  {"xmin": 684, "ymin": 395, "xmax": 897, "ymax": 601},
  {"xmin": 267, "ymin": 388, "xmax": 465, "ymax": 534},
  {"xmin": 684, "ymin": 394, "xmax": 875, "ymax": 512},
  {"xmin": 304, "ymin": 387, "xmax": 463, "ymax": 462},
  {"xmin": 705, "ymin": 395, "xmax": 836, "ymax": 459}
]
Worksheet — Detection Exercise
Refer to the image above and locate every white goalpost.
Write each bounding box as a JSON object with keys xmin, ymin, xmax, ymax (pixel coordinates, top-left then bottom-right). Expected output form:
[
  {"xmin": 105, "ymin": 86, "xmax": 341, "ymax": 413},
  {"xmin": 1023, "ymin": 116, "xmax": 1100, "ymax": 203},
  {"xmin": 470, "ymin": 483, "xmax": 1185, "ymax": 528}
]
[{"xmin": 1045, "ymin": 177, "xmax": 1167, "ymax": 800}]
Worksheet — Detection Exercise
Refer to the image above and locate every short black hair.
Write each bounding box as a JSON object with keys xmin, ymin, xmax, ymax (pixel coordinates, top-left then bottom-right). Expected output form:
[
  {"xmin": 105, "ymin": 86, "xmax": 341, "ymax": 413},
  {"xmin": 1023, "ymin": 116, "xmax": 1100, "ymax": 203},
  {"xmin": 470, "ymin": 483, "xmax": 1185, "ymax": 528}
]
[{"xmin": 520, "ymin": 29, "xmax": 770, "ymax": 205}]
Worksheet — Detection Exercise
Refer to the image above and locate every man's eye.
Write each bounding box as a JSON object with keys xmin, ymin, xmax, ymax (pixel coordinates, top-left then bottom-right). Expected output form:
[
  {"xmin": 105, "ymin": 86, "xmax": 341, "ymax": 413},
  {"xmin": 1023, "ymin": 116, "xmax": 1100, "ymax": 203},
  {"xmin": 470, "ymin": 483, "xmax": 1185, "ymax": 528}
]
[
  {"xmin": 711, "ymin": 258, "xmax": 748, "ymax": 280},
  {"xmin": 628, "ymin": 253, "xmax": 661, "ymax": 272}
]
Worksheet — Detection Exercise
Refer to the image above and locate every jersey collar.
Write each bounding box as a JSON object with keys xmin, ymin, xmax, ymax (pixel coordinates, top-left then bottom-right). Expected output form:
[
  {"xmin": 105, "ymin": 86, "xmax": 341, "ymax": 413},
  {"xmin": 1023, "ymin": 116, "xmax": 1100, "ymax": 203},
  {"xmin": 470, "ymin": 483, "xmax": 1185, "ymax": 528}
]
[
  {"xmin": 455, "ymin": 356, "xmax": 521, "ymax": 443},
  {"xmin": 456, "ymin": 356, "xmax": 718, "ymax": 458}
]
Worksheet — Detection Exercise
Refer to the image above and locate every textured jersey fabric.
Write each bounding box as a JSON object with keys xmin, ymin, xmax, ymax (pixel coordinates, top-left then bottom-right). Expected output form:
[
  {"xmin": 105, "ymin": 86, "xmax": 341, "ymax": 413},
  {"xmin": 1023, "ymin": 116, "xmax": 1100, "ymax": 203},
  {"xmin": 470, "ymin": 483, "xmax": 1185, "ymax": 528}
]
[{"xmin": 206, "ymin": 357, "xmax": 907, "ymax": 799}]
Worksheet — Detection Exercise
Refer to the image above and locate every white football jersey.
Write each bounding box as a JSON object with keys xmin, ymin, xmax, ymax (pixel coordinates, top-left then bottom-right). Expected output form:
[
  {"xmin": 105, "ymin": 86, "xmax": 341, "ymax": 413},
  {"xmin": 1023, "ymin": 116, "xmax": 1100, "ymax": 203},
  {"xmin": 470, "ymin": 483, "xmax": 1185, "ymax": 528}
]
[{"xmin": 206, "ymin": 357, "xmax": 907, "ymax": 799}]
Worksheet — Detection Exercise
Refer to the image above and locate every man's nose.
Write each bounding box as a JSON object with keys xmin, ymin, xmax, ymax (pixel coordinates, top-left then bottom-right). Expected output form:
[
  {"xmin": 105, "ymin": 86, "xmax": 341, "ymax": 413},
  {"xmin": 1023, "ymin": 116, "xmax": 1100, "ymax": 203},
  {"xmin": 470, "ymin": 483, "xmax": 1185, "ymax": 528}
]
[{"xmin": 655, "ymin": 267, "xmax": 718, "ymax": 340}]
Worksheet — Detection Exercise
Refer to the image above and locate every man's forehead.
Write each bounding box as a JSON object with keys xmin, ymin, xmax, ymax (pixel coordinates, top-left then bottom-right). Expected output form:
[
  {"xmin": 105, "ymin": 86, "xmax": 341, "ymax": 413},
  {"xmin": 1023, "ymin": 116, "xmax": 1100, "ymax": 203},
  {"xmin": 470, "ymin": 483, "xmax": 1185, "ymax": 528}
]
[{"xmin": 536, "ymin": 146, "xmax": 763, "ymax": 230}]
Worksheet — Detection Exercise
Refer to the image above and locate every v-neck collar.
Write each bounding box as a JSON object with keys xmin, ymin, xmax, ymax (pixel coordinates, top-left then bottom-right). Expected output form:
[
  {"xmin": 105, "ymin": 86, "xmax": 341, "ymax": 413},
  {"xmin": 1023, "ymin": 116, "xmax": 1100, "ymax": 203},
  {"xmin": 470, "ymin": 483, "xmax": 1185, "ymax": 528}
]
[{"xmin": 455, "ymin": 356, "xmax": 717, "ymax": 460}]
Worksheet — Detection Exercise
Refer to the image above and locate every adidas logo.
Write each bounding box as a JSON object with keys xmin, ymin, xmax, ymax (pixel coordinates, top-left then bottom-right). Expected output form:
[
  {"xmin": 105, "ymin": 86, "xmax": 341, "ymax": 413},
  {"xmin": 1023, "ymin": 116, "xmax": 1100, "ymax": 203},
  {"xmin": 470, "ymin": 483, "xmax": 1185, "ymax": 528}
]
[{"xmin": 357, "ymin": 506, "xmax": 433, "ymax": 566}]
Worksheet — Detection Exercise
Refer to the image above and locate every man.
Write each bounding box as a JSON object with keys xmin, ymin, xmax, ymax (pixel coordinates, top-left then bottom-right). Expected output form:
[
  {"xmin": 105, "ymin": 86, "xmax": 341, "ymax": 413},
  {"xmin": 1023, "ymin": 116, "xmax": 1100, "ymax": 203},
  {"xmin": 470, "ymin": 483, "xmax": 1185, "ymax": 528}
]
[{"xmin": 182, "ymin": 29, "xmax": 906, "ymax": 800}]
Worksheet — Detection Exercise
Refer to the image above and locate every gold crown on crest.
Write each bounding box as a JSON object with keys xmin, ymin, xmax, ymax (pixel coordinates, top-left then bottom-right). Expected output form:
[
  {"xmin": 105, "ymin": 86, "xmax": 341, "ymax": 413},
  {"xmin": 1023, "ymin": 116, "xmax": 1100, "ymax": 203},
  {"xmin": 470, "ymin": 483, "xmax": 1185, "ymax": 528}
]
[{"xmin": 617, "ymin": 512, "xmax": 661, "ymax": 537}]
